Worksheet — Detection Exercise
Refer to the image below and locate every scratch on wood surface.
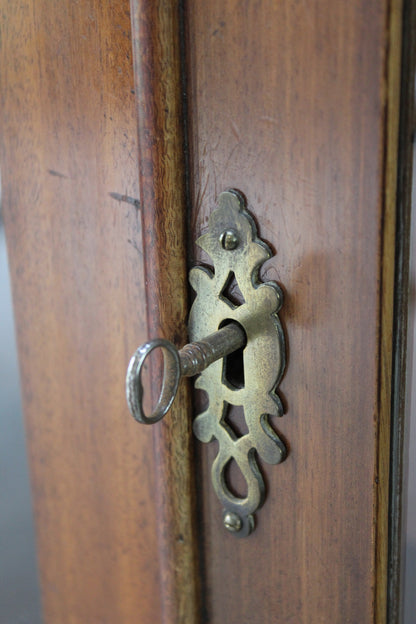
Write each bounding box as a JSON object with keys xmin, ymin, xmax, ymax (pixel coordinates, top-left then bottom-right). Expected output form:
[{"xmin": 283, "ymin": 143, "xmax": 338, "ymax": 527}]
[
  {"xmin": 259, "ymin": 115, "xmax": 280, "ymax": 126},
  {"xmin": 230, "ymin": 119, "xmax": 241, "ymax": 143},
  {"xmin": 48, "ymin": 169, "xmax": 68, "ymax": 178},
  {"xmin": 109, "ymin": 192, "xmax": 141, "ymax": 209},
  {"xmin": 127, "ymin": 238, "xmax": 143, "ymax": 256}
]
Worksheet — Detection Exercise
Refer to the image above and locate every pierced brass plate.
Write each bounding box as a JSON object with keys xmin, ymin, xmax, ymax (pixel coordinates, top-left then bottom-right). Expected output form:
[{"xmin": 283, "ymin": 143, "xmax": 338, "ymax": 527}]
[{"xmin": 189, "ymin": 190, "xmax": 286, "ymax": 537}]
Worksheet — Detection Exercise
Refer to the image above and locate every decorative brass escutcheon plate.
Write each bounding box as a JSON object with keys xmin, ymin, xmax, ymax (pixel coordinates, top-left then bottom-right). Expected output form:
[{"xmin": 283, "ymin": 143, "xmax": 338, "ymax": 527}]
[
  {"xmin": 125, "ymin": 189, "xmax": 286, "ymax": 537},
  {"xmin": 188, "ymin": 189, "xmax": 286, "ymax": 537}
]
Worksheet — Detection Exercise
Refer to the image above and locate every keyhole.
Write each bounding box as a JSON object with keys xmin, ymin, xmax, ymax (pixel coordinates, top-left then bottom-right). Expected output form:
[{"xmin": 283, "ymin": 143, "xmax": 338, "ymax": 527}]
[{"xmin": 220, "ymin": 319, "xmax": 246, "ymax": 389}]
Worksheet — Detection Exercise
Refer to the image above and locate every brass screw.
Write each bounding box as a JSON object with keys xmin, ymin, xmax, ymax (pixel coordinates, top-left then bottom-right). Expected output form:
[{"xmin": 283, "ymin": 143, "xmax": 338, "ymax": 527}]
[
  {"xmin": 223, "ymin": 511, "xmax": 242, "ymax": 533},
  {"xmin": 220, "ymin": 229, "xmax": 239, "ymax": 250}
]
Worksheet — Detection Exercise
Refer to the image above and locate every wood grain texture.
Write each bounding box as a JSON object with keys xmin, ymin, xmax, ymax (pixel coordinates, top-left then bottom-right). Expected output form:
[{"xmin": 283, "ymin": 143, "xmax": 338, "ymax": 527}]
[
  {"xmin": 185, "ymin": 1, "xmax": 402, "ymax": 622},
  {"xmin": 0, "ymin": 1, "xmax": 162, "ymax": 621},
  {"xmin": 376, "ymin": 0, "xmax": 403, "ymax": 620},
  {"xmin": 388, "ymin": 0, "xmax": 416, "ymax": 619},
  {"xmin": 129, "ymin": 1, "xmax": 200, "ymax": 622},
  {"xmin": 1, "ymin": 0, "xmax": 404, "ymax": 622}
]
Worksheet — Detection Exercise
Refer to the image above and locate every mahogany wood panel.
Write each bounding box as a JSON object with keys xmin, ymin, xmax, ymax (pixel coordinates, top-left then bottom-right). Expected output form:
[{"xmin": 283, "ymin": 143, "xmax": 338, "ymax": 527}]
[
  {"xmin": 185, "ymin": 1, "xmax": 401, "ymax": 622},
  {"xmin": 129, "ymin": 1, "xmax": 199, "ymax": 621},
  {"xmin": 0, "ymin": 0, "xmax": 404, "ymax": 622},
  {"xmin": 0, "ymin": 1, "xmax": 162, "ymax": 621}
]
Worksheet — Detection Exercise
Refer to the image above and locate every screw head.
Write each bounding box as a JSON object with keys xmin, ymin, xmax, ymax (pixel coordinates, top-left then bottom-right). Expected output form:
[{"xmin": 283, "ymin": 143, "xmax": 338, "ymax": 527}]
[
  {"xmin": 220, "ymin": 229, "xmax": 239, "ymax": 250},
  {"xmin": 223, "ymin": 511, "xmax": 242, "ymax": 533}
]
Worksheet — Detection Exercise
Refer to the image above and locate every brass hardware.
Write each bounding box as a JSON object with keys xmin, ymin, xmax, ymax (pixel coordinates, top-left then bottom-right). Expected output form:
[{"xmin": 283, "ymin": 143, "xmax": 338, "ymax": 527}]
[
  {"xmin": 126, "ymin": 323, "xmax": 246, "ymax": 425},
  {"xmin": 223, "ymin": 511, "xmax": 243, "ymax": 533},
  {"xmin": 126, "ymin": 189, "xmax": 286, "ymax": 537},
  {"xmin": 219, "ymin": 229, "xmax": 239, "ymax": 250}
]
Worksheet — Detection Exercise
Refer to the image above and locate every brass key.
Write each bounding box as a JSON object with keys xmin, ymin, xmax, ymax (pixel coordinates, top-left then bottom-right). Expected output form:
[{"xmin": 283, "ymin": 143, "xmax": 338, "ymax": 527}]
[{"xmin": 126, "ymin": 322, "xmax": 246, "ymax": 425}]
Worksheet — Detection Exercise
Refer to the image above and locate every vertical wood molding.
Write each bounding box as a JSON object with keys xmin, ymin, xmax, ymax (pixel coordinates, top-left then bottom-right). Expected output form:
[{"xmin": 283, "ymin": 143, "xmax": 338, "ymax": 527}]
[
  {"xmin": 388, "ymin": 0, "xmax": 416, "ymax": 619},
  {"xmin": 376, "ymin": 0, "xmax": 403, "ymax": 620},
  {"xmin": 129, "ymin": 2, "xmax": 200, "ymax": 622}
]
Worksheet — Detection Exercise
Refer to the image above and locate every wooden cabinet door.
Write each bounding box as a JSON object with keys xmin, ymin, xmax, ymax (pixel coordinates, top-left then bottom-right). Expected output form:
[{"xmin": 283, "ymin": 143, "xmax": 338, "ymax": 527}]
[{"xmin": 0, "ymin": 1, "xmax": 410, "ymax": 622}]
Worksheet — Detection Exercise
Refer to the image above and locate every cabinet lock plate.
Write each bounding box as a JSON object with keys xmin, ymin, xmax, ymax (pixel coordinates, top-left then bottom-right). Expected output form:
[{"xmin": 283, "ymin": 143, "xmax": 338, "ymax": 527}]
[{"xmin": 126, "ymin": 189, "xmax": 287, "ymax": 537}]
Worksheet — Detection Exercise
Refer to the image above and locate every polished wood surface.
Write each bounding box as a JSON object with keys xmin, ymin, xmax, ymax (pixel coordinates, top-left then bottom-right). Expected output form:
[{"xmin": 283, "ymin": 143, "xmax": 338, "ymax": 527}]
[
  {"xmin": 130, "ymin": 0, "xmax": 199, "ymax": 621},
  {"xmin": 185, "ymin": 1, "xmax": 401, "ymax": 622},
  {"xmin": 0, "ymin": 1, "xmax": 162, "ymax": 621},
  {"xmin": 378, "ymin": 1, "xmax": 403, "ymax": 619},
  {"xmin": 388, "ymin": 0, "xmax": 416, "ymax": 619},
  {"xmin": 1, "ymin": 0, "xmax": 405, "ymax": 622}
]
